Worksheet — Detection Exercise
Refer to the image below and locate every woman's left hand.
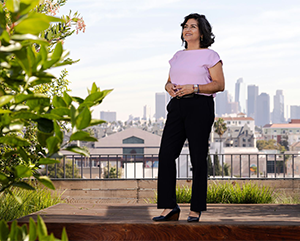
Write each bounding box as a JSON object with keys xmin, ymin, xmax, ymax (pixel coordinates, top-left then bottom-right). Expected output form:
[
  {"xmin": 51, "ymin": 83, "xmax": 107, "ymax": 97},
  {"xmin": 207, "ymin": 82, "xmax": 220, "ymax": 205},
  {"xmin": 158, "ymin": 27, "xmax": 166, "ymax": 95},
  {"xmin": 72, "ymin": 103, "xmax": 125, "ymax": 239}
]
[{"xmin": 175, "ymin": 84, "xmax": 194, "ymax": 97}]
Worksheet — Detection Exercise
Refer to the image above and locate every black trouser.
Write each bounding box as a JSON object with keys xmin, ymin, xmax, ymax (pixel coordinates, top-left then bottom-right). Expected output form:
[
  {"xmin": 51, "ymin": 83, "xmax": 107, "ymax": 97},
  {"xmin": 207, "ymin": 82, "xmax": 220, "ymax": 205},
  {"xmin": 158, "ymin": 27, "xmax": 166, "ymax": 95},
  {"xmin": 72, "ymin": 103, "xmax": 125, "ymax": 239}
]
[{"xmin": 157, "ymin": 94, "xmax": 215, "ymax": 212}]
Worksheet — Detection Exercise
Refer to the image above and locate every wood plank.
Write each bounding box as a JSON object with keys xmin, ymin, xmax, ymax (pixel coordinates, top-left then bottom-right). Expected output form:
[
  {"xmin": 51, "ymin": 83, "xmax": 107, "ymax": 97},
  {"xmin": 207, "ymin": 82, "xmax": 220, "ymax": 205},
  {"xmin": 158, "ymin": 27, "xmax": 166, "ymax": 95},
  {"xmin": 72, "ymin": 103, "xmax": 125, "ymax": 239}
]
[
  {"xmin": 61, "ymin": 189, "xmax": 137, "ymax": 199},
  {"xmin": 14, "ymin": 204, "xmax": 300, "ymax": 240}
]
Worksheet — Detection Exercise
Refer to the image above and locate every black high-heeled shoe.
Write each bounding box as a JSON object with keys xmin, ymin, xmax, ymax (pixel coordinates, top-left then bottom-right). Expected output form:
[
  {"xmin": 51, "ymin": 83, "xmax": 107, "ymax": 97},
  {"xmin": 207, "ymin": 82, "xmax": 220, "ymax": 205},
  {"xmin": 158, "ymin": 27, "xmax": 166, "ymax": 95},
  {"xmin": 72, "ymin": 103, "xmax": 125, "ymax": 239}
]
[
  {"xmin": 152, "ymin": 205, "xmax": 180, "ymax": 221},
  {"xmin": 187, "ymin": 211, "xmax": 201, "ymax": 222}
]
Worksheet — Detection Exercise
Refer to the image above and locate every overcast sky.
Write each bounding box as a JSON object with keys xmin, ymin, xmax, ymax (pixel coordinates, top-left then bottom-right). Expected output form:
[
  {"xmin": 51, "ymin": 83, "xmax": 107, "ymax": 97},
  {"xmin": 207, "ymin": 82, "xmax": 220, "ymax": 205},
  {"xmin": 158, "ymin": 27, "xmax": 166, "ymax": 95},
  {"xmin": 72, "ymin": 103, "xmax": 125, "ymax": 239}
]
[{"xmin": 54, "ymin": 0, "xmax": 300, "ymax": 121}]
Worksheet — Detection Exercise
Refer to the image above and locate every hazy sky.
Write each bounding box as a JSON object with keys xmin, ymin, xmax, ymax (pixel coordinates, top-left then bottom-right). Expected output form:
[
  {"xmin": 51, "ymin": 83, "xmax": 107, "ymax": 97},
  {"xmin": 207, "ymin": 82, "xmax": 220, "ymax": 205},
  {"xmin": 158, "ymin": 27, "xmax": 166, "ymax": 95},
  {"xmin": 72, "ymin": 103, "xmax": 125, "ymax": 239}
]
[{"xmin": 54, "ymin": 0, "xmax": 300, "ymax": 120}]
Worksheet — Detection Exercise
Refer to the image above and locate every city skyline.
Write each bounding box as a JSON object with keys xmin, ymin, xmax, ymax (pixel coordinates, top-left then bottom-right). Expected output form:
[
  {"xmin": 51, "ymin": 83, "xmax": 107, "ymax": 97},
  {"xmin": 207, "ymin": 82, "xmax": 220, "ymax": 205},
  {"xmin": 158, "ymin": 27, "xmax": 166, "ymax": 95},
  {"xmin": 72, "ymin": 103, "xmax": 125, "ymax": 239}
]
[{"xmin": 53, "ymin": 0, "xmax": 300, "ymax": 120}]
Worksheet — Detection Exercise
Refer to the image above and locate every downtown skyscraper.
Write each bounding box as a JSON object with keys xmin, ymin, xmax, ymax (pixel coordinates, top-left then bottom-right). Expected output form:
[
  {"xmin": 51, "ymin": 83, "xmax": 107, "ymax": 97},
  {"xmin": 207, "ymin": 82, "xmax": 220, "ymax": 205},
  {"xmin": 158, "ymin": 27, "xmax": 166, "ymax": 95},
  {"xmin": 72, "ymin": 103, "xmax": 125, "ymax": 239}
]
[
  {"xmin": 235, "ymin": 78, "xmax": 247, "ymax": 114},
  {"xmin": 272, "ymin": 90, "xmax": 285, "ymax": 123},
  {"xmin": 256, "ymin": 93, "xmax": 270, "ymax": 127},
  {"xmin": 247, "ymin": 85, "xmax": 258, "ymax": 119},
  {"xmin": 155, "ymin": 92, "xmax": 170, "ymax": 120}
]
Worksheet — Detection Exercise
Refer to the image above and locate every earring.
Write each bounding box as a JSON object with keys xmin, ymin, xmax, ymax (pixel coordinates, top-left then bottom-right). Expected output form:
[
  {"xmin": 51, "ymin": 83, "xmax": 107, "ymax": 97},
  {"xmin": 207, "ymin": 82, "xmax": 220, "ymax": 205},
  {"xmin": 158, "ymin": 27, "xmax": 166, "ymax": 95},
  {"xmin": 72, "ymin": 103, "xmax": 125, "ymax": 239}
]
[{"xmin": 200, "ymin": 36, "xmax": 203, "ymax": 41}]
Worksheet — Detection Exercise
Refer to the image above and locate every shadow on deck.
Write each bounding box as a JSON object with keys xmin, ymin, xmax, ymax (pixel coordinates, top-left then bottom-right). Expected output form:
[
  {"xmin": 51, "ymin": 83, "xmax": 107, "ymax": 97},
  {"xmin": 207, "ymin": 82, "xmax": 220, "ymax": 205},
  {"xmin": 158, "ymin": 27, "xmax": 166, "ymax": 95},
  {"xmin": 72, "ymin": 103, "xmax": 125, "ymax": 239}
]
[{"xmin": 15, "ymin": 203, "xmax": 300, "ymax": 240}]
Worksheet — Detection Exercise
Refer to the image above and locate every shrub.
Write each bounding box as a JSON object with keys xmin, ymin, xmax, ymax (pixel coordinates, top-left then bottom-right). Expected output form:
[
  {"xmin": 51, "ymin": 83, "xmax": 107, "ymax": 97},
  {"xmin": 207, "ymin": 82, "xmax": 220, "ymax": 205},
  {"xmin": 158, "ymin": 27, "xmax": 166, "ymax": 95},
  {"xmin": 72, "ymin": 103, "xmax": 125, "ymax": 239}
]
[
  {"xmin": 0, "ymin": 0, "xmax": 112, "ymax": 197},
  {"xmin": 41, "ymin": 159, "xmax": 81, "ymax": 178},
  {"xmin": 150, "ymin": 182, "xmax": 274, "ymax": 204},
  {"xmin": 103, "ymin": 166, "xmax": 122, "ymax": 179},
  {"xmin": 0, "ymin": 181, "xmax": 63, "ymax": 221}
]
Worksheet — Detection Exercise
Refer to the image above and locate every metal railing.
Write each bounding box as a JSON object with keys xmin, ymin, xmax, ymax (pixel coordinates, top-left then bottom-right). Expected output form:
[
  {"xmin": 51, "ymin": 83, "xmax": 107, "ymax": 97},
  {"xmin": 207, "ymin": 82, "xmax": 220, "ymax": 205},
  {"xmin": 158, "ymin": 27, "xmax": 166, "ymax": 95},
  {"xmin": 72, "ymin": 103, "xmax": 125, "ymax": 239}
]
[{"xmin": 43, "ymin": 153, "xmax": 300, "ymax": 180}]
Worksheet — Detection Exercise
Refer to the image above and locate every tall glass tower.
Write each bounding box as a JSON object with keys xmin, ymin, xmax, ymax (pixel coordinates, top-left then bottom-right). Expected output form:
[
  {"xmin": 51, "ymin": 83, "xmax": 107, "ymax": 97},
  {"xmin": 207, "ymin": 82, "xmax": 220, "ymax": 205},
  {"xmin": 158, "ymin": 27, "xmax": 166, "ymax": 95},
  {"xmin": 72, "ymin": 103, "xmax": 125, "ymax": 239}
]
[
  {"xmin": 272, "ymin": 90, "xmax": 285, "ymax": 123},
  {"xmin": 235, "ymin": 78, "xmax": 247, "ymax": 114}
]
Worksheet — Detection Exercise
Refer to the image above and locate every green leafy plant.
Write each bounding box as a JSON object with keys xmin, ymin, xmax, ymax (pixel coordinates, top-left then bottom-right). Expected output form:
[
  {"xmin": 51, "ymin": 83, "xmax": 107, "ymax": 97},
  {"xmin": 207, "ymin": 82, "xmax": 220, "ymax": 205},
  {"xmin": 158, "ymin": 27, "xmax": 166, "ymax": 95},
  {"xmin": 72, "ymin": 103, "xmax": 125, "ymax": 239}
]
[
  {"xmin": 0, "ymin": 0, "xmax": 111, "ymax": 199},
  {"xmin": 42, "ymin": 159, "xmax": 81, "ymax": 178},
  {"xmin": 150, "ymin": 182, "xmax": 274, "ymax": 204},
  {"xmin": 0, "ymin": 215, "xmax": 68, "ymax": 241},
  {"xmin": 214, "ymin": 118, "xmax": 227, "ymax": 153},
  {"xmin": 206, "ymin": 182, "xmax": 274, "ymax": 204},
  {"xmin": 0, "ymin": 181, "xmax": 64, "ymax": 221},
  {"xmin": 103, "ymin": 165, "xmax": 122, "ymax": 179},
  {"xmin": 207, "ymin": 153, "xmax": 230, "ymax": 177}
]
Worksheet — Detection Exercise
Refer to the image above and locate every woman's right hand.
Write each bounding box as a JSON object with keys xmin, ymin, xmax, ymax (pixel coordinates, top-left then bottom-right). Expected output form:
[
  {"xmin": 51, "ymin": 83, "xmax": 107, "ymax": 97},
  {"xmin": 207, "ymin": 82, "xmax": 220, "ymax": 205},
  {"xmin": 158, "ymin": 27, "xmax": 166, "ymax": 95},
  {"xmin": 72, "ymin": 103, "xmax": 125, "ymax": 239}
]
[{"xmin": 165, "ymin": 82, "xmax": 178, "ymax": 97}]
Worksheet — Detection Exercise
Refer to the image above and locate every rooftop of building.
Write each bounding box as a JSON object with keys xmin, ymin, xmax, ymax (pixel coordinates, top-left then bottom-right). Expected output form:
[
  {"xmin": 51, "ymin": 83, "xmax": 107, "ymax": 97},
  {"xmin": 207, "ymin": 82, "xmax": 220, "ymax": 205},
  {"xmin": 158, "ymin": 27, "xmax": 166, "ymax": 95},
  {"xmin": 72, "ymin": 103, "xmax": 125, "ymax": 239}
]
[
  {"xmin": 216, "ymin": 117, "xmax": 254, "ymax": 121},
  {"xmin": 263, "ymin": 123, "xmax": 300, "ymax": 128}
]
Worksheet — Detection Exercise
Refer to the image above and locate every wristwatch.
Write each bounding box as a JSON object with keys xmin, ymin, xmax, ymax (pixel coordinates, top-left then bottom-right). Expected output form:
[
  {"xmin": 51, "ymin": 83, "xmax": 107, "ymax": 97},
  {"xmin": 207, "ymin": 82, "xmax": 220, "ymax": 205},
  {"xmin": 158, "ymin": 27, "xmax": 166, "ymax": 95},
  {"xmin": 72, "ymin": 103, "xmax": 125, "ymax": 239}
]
[{"xmin": 193, "ymin": 84, "xmax": 199, "ymax": 93}]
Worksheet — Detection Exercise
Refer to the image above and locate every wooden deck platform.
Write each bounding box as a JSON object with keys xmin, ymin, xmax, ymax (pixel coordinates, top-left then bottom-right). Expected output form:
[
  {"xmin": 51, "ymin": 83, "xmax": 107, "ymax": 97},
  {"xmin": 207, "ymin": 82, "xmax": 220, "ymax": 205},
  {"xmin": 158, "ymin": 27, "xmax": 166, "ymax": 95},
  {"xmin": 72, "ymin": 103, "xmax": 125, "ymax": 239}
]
[{"xmin": 16, "ymin": 204, "xmax": 300, "ymax": 240}]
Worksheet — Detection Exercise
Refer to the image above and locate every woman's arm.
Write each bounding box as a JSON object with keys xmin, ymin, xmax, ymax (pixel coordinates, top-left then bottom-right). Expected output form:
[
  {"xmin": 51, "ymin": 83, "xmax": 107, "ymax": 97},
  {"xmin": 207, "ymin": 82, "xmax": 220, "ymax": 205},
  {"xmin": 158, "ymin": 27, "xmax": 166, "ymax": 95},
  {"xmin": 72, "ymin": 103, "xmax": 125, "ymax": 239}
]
[
  {"xmin": 201, "ymin": 61, "xmax": 225, "ymax": 94},
  {"xmin": 175, "ymin": 61, "xmax": 225, "ymax": 96},
  {"xmin": 165, "ymin": 75, "xmax": 178, "ymax": 97}
]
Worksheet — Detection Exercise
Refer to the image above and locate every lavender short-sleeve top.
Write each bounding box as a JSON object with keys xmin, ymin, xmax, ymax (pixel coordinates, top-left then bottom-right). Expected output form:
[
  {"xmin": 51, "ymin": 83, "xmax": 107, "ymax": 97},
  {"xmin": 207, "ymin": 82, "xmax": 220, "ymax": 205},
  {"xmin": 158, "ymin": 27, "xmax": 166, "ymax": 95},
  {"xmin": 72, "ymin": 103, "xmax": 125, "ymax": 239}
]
[{"xmin": 169, "ymin": 49, "xmax": 222, "ymax": 97}]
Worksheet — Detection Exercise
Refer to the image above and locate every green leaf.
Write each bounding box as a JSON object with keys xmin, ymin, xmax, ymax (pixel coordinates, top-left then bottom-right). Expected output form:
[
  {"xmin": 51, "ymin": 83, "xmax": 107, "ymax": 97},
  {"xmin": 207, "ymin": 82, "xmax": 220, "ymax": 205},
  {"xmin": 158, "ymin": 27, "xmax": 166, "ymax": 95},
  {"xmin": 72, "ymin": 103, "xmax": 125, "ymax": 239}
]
[
  {"xmin": 76, "ymin": 106, "xmax": 91, "ymax": 130},
  {"xmin": 27, "ymin": 98, "xmax": 50, "ymax": 113},
  {"xmin": 49, "ymin": 233, "xmax": 56, "ymax": 241},
  {"xmin": 6, "ymin": 0, "xmax": 20, "ymax": 12},
  {"xmin": 38, "ymin": 158, "xmax": 60, "ymax": 165},
  {"xmin": 15, "ymin": 48, "xmax": 31, "ymax": 76},
  {"xmin": 72, "ymin": 96, "xmax": 84, "ymax": 104},
  {"xmin": 53, "ymin": 96, "xmax": 67, "ymax": 108},
  {"xmin": 84, "ymin": 88, "xmax": 113, "ymax": 106},
  {"xmin": 0, "ymin": 41, "xmax": 22, "ymax": 52},
  {"xmin": 8, "ymin": 190, "xmax": 23, "ymax": 204},
  {"xmin": 90, "ymin": 119, "xmax": 106, "ymax": 126},
  {"xmin": 14, "ymin": 93, "xmax": 48, "ymax": 104},
  {"xmin": 9, "ymin": 220, "xmax": 18, "ymax": 241},
  {"xmin": 51, "ymin": 107, "xmax": 70, "ymax": 117},
  {"xmin": 12, "ymin": 111, "xmax": 40, "ymax": 120},
  {"xmin": 84, "ymin": 92, "xmax": 104, "ymax": 104},
  {"xmin": 37, "ymin": 131, "xmax": 53, "ymax": 147},
  {"xmin": 21, "ymin": 224, "xmax": 28, "ymax": 238},
  {"xmin": 61, "ymin": 228, "xmax": 68, "ymax": 241},
  {"xmin": 54, "ymin": 121, "xmax": 63, "ymax": 142},
  {"xmin": 65, "ymin": 145, "xmax": 90, "ymax": 157},
  {"xmin": 70, "ymin": 131, "xmax": 97, "ymax": 142},
  {"xmin": 19, "ymin": 0, "xmax": 41, "ymax": 16},
  {"xmin": 39, "ymin": 44, "xmax": 47, "ymax": 63},
  {"xmin": 37, "ymin": 215, "xmax": 48, "ymax": 238},
  {"xmin": 28, "ymin": 72, "xmax": 55, "ymax": 87},
  {"xmin": 15, "ymin": 165, "xmax": 32, "ymax": 178},
  {"xmin": 0, "ymin": 95, "xmax": 14, "ymax": 107},
  {"xmin": 13, "ymin": 181, "xmax": 35, "ymax": 190},
  {"xmin": 63, "ymin": 91, "xmax": 72, "ymax": 106},
  {"xmin": 36, "ymin": 176, "xmax": 55, "ymax": 190},
  {"xmin": 52, "ymin": 41, "xmax": 63, "ymax": 62},
  {"xmin": 0, "ymin": 136, "xmax": 31, "ymax": 147},
  {"xmin": 18, "ymin": 147, "xmax": 29, "ymax": 162},
  {"xmin": 36, "ymin": 118, "xmax": 54, "ymax": 133},
  {"xmin": 0, "ymin": 110, "xmax": 12, "ymax": 114},
  {"xmin": 0, "ymin": 219, "xmax": 9, "ymax": 241},
  {"xmin": 0, "ymin": 5, "xmax": 7, "ymax": 27},
  {"xmin": 46, "ymin": 136, "xmax": 60, "ymax": 156},
  {"xmin": 29, "ymin": 218, "xmax": 37, "ymax": 241},
  {"xmin": 70, "ymin": 105, "xmax": 76, "ymax": 128},
  {"xmin": 11, "ymin": 33, "xmax": 46, "ymax": 42},
  {"xmin": 7, "ymin": 121, "xmax": 24, "ymax": 132},
  {"xmin": 90, "ymin": 82, "xmax": 99, "ymax": 94},
  {"xmin": 14, "ymin": 12, "xmax": 63, "ymax": 35},
  {"xmin": 0, "ymin": 173, "xmax": 9, "ymax": 184},
  {"xmin": 10, "ymin": 105, "xmax": 29, "ymax": 111}
]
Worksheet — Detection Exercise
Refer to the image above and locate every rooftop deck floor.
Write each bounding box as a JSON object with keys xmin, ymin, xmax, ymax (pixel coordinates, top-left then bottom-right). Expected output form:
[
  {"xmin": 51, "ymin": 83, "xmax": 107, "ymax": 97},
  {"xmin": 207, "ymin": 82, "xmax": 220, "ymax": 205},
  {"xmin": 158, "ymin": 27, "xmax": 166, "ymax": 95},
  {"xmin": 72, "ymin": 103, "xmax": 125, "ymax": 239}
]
[{"xmin": 16, "ymin": 203, "xmax": 300, "ymax": 240}]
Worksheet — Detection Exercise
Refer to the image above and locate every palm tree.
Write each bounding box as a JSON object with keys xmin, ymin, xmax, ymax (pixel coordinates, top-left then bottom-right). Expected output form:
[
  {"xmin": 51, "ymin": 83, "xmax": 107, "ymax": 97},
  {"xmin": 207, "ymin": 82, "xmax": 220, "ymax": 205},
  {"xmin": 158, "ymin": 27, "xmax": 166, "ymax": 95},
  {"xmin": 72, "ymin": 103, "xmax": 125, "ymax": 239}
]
[{"xmin": 213, "ymin": 118, "xmax": 227, "ymax": 154}]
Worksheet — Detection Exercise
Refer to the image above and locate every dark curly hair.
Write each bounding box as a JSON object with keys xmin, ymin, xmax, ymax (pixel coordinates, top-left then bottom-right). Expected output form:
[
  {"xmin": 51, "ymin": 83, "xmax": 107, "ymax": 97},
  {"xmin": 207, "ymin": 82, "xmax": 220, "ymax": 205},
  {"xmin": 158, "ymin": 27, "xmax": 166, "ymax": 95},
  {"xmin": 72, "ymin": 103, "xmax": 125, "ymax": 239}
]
[{"xmin": 180, "ymin": 13, "xmax": 215, "ymax": 49}]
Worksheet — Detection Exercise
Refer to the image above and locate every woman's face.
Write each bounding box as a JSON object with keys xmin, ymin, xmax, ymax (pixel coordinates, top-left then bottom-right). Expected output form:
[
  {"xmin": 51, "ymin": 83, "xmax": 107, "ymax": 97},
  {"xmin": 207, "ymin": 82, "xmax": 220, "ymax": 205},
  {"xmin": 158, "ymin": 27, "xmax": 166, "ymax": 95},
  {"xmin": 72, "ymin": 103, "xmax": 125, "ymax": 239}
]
[{"xmin": 182, "ymin": 18, "xmax": 201, "ymax": 43}]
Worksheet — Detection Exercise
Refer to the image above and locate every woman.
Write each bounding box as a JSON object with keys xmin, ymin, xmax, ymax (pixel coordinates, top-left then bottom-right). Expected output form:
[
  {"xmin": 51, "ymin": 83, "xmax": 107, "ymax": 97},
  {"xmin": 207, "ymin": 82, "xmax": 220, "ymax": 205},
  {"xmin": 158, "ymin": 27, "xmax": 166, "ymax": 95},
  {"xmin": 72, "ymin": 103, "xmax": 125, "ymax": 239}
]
[{"xmin": 153, "ymin": 13, "xmax": 225, "ymax": 222}]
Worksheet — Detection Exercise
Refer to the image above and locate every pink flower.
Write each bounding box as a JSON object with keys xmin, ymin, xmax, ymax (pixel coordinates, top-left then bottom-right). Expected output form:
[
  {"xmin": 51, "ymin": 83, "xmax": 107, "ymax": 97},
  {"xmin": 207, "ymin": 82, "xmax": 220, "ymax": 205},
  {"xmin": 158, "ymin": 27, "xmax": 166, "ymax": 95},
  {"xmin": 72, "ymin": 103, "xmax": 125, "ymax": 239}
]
[
  {"xmin": 45, "ymin": 0, "xmax": 60, "ymax": 16},
  {"xmin": 75, "ymin": 17, "xmax": 86, "ymax": 34}
]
